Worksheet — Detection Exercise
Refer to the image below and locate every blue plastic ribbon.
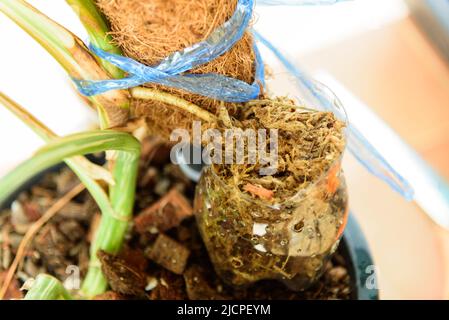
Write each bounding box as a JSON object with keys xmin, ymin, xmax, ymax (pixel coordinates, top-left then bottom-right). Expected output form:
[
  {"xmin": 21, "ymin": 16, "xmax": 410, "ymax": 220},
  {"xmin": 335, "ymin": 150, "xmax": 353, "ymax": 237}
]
[
  {"xmin": 72, "ymin": 0, "xmax": 350, "ymax": 102},
  {"xmin": 256, "ymin": 0, "xmax": 350, "ymax": 5},
  {"xmin": 73, "ymin": 0, "xmax": 266, "ymax": 103},
  {"xmin": 253, "ymin": 30, "xmax": 414, "ymax": 201}
]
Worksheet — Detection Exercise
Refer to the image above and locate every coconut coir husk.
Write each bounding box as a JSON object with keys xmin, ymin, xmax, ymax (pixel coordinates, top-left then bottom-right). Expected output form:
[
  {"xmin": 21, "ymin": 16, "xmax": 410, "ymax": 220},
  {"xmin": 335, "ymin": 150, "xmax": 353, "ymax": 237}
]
[{"xmin": 96, "ymin": 0, "xmax": 256, "ymax": 138}]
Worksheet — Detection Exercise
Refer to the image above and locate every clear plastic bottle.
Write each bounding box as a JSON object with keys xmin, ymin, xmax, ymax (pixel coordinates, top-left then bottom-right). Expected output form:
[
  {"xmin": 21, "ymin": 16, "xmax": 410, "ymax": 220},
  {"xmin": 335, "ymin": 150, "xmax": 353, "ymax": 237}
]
[
  {"xmin": 194, "ymin": 156, "xmax": 348, "ymax": 290},
  {"xmin": 193, "ymin": 77, "xmax": 350, "ymax": 290}
]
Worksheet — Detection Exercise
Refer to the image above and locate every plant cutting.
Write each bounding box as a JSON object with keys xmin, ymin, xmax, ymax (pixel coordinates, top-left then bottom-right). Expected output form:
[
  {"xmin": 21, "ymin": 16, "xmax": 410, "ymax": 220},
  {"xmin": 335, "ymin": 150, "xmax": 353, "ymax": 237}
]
[
  {"xmin": 195, "ymin": 99, "xmax": 348, "ymax": 290},
  {"xmin": 0, "ymin": 0, "xmax": 404, "ymax": 300}
]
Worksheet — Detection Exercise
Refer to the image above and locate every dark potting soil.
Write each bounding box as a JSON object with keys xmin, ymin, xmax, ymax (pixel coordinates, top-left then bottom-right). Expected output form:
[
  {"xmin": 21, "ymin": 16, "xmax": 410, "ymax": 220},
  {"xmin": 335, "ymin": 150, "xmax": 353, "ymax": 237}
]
[{"xmin": 0, "ymin": 137, "xmax": 351, "ymax": 300}]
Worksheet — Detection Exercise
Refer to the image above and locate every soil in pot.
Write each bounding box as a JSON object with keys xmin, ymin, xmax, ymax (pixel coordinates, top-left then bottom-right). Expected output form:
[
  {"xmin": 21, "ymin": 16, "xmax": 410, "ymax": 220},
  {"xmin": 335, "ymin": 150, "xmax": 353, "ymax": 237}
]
[{"xmin": 0, "ymin": 136, "xmax": 351, "ymax": 300}]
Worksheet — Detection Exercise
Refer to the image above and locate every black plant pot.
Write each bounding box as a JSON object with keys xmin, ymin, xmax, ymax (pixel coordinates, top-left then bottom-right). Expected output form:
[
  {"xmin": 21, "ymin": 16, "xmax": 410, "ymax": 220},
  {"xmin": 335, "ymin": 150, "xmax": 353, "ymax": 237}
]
[
  {"xmin": 340, "ymin": 214, "xmax": 379, "ymax": 300},
  {"xmin": 0, "ymin": 162, "xmax": 379, "ymax": 300}
]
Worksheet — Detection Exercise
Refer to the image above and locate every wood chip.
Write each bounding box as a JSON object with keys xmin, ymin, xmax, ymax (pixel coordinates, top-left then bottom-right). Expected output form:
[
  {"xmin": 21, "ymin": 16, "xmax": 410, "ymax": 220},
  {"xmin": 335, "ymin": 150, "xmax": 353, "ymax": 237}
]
[
  {"xmin": 134, "ymin": 188, "xmax": 193, "ymax": 234},
  {"xmin": 97, "ymin": 250, "xmax": 146, "ymax": 297},
  {"xmin": 0, "ymin": 272, "xmax": 23, "ymax": 300},
  {"xmin": 93, "ymin": 291, "xmax": 127, "ymax": 300},
  {"xmin": 119, "ymin": 246, "xmax": 148, "ymax": 273},
  {"xmin": 148, "ymin": 270, "xmax": 187, "ymax": 300},
  {"xmin": 184, "ymin": 265, "xmax": 230, "ymax": 300},
  {"xmin": 147, "ymin": 234, "xmax": 190, "ymax": 275},
  {"xmin": 140, "ymin": 137, "xmax": 171, "ymax": 166},
  {"xmin": 22, "ymin": 202, "xmax": 42, "ymax": 222},
  {"xmin": 243, "ymin": 184, "xmax": 274, "ymax": 201}
]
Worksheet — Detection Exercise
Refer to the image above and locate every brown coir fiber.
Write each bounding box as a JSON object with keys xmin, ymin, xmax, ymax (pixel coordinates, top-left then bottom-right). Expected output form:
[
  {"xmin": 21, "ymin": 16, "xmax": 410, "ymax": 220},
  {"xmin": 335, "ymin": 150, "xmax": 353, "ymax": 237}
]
[{"xmin": 96, "ymin": 0, "xmax": 256, "ymax": 138}]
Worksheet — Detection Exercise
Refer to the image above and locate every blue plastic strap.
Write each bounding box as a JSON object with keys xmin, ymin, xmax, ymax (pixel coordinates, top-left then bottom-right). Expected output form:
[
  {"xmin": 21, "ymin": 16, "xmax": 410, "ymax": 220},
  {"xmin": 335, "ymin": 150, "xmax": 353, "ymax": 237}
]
[
  {"xmin": 73, "ymin": 0, "xmax": 265, "ymax": 103},
  {"xmin": 253, "ymin": 30, "xmax": 414, "ymax": 201},
  {"xmin": 256, "ymin": 0, "xmax": 350, "ymax": 5}
]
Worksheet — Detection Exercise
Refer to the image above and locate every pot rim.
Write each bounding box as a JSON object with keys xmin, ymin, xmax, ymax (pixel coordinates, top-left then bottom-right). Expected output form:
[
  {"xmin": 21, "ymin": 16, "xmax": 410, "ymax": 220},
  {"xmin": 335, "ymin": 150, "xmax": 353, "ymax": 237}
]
[{"xmin": 343, "ymin": 214, "xmax": 379, "ymax": 300}]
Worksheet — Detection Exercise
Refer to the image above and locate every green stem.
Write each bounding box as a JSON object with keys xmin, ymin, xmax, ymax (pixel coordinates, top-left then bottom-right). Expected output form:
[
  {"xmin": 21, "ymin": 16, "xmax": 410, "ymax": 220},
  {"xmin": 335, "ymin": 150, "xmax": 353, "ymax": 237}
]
[
  {"xmin": 0, "ymin": 130, "xmax": 139, "ymax": 206},
  {"xmin": 65, "ymin": 0, "xmax": 124, "ymax": 79},
  {"xmin": 81, "ymin": 149, "xmax": 139, "ymax": 297},
  {"xmin": 0, "ymin": 0, "xmax": 129, "ymax": 128},
  {"xmin": 25, "ymin": 275, "xmax": 73, "ymax": 300},
  {"xmin": 0, "ymin": 131, "xmax": 140, "ymax": 298}
]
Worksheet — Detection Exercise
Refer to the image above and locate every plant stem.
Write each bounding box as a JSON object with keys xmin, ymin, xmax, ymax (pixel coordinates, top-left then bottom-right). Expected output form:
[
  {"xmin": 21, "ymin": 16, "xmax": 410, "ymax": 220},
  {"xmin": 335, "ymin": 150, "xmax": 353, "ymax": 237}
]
[
  {"xmin": 131, "ymin": 87, "xmax": 218, "ymax": 123},
  {"xmin": 0, "ymin": 130, "xmax": 139, "ymax": 206},
  {"xmin": 0, "ymin": 0, "xmax": 130, "ymax": 128},
  {"xmin": 24, "ymin": 275, "xmax": 73, "ymax": 300},
  {"xmin": 81, "ymin": 149, "xmax": 139, "ymax": 297},
  {"xmin": 65, "ymin": 0, "xmax": 125, "ymax": 79},
  {"xmin": 0, "ymin": 131, "xmax": 140, "ymax": 297}
]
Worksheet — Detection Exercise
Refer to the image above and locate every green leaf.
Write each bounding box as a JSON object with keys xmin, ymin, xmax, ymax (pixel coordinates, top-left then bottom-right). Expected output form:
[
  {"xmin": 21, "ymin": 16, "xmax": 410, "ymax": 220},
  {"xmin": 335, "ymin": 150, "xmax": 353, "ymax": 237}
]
[
  {"xmin": 24, "ymin": 275, "xmax": 73, "ymax": 300},
  {"xmin": 0, "ymin": 0, "xmax": 130, "ymax": 128}
]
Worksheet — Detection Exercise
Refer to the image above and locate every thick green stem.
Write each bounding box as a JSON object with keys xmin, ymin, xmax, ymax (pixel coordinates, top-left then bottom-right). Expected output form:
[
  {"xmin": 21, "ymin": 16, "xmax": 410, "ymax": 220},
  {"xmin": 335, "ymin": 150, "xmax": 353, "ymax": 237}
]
[
  {"xmin": 25, "ymin": 275, "xmax": 73, "ymax": 300},
  {"xmin": 0, "ymin": 131, "xmax": 140, "ymax": 298},
  {"xmin": 65, "ymin": 0, "xmax": 124, "ymax": 79},
  {"xmin": 0, "ymin": 0, "xmax": 129, "ymax": 128},
  {"xmin": 81, "ymin": 149, "xmax": 139, "ymax": 297}
]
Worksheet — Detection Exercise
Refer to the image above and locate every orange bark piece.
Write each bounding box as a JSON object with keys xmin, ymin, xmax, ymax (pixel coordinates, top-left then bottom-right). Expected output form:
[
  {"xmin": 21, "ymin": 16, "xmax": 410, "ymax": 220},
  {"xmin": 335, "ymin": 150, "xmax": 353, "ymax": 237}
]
[
  {"xmin": 336, "ymin": 206, "xmax": 350, "ymax": 241},
  {"xmin": 148, "ymin": 234, "xmax": 190, "ymax": 275},
  {"xmin": 0, "ymin": 272, "xmax": 23, "ymax": 300},
  {"xmin": 134, "ymin": 188, "xmax": 193, "ymax": 234},
  {"xmin": 243, "ymin": 184, "xmax": 274, "ymax": 201},
  {"xmin": 327, "ymin": 163, "xmax": 341, "ymax": 194},
  {"xmin": 93, "ymin": 291, "xmax": 127, "ymax": 300}
]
